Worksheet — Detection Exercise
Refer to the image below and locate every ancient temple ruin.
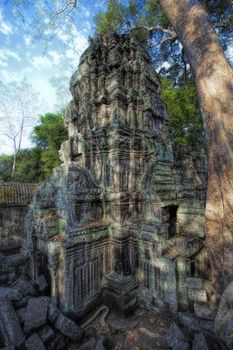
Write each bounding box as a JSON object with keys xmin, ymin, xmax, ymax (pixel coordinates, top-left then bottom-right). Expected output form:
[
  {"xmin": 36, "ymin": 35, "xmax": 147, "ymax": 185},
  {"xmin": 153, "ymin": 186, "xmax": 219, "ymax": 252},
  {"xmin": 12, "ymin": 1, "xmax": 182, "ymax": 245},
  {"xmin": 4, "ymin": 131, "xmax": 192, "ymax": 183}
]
[
  {"xmin": 0, "ymin": 183, "xmax": 38, "ymax": 285},
  {"xmin": 21, "ymin": 34, "xmax": 209, "ymax": 321}
]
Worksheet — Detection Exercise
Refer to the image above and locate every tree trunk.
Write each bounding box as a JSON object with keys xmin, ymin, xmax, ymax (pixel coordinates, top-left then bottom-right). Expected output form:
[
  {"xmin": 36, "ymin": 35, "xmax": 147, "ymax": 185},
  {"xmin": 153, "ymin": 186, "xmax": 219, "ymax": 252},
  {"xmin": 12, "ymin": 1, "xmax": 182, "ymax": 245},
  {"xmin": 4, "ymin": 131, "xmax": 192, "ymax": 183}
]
[
  {"xmin": 12, "ymin": 138, "xmax": 17, "ymax": 175},
  {"xmin": 159, "ymin": 0, "xmax": 233, "ymax": 297}
]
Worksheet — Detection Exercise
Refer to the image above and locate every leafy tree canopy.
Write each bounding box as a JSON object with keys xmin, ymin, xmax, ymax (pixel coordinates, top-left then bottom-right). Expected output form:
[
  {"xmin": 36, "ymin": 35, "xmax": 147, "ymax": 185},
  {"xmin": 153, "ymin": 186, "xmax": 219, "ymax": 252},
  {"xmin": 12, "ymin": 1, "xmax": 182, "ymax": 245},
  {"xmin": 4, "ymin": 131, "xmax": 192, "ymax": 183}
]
[
  {"xmin": 95, "ymin": 0, "xmax": 233, "ymax": 78},
  {"xmin": 0, "ymin": 112, "xmax": 68, "ymax": 183},
  {"xmin": 0, "ymin": 148, "xmax": 43, "ymax": 183},
  {"xmin": 161, "ymin": 78, "xmax": 205, "ymax": 149},
  {"xmin": 32, "ymin": 112, "xmax": 67, "ymax": 150},
  {"xmin": 32, "ymin": 112, "xmax": 68, "ymax": 179}
]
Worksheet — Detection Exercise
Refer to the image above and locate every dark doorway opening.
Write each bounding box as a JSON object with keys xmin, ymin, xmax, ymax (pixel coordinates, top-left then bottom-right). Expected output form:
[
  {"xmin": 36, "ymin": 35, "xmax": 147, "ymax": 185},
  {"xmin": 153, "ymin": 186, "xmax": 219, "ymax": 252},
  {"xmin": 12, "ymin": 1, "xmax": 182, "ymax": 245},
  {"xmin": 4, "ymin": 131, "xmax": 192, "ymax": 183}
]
[
  {"xmin": 37, "ymin": 252, "xmax": 51, "ymax": 293},
  {"xmin": 167, "ymin": 205, "xmax": 178, "ymax": 238},
  {"xmin": 191, "ymin": 260, "xmax": 196, "ymax": 277}
]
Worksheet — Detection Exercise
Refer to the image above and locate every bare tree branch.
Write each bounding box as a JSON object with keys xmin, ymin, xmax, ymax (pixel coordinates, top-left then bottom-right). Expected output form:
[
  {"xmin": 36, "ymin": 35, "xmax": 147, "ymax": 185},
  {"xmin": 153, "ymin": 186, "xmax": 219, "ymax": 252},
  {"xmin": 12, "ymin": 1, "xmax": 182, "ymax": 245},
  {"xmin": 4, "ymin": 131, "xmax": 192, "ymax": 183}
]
[{"xmin": 0, "ymin": 78, "xmax": 45, "ymax": 173}]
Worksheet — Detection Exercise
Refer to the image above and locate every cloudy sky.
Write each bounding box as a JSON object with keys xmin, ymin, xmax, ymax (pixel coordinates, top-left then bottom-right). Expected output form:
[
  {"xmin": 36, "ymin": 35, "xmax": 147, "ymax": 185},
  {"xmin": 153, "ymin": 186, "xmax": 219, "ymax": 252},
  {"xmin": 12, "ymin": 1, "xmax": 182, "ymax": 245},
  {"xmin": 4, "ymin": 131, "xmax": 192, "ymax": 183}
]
[{"xmin": 0, "ymin": 1, "xmax": 102, "ymax": 154}]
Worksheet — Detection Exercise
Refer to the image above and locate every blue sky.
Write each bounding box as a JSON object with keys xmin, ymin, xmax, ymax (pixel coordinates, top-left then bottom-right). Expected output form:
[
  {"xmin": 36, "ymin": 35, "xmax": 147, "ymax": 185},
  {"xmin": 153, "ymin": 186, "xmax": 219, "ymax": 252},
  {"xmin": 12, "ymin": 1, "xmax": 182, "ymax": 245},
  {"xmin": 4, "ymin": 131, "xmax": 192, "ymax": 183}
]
[{"xmin": 0, "ymin": 1, "xmax": 102, "ymax": 154}]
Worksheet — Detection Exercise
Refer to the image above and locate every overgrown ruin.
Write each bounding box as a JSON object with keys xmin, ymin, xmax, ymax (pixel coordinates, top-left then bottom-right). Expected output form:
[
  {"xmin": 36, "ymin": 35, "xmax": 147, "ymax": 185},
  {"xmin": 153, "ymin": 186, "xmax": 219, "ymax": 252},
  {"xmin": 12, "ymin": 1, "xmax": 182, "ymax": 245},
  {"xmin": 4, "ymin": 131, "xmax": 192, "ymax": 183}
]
[{"xmin": 0, "ymin": 34, "xmax": 231, "ymax": 349}]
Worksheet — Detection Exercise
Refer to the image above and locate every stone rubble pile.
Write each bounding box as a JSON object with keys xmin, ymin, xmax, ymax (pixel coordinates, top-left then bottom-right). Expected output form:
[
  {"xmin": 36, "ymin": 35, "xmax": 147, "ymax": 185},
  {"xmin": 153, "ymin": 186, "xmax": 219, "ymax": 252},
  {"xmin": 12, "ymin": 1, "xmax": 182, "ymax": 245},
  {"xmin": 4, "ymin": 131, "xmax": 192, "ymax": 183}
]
[
  {"xmin": 0, "ymin": 275, "xmax": 84, "ymax": 349},
  {"xmin": 165, "ymin": 311, "xmax": 227, "ymax": 350}
]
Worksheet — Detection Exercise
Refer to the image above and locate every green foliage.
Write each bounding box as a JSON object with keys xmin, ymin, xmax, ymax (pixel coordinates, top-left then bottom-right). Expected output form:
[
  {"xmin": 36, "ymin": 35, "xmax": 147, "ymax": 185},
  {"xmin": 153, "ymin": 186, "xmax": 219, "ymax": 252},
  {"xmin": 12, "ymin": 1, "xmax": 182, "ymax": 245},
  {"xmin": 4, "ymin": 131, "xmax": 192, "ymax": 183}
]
[
  {"xmin": 11, "ymin": 148, "xmax": 44, "ymax": 183},
  {"xmin": 0, "ymin": 148, "xmax": 43, "ymax": 183},
  {"xmin": 94, "ymin": 0, "xmax": 233, "ymax": 76},
  {"xmin": 0, "ymin": 112, "xmax": 68, "ymax": 183},
  {"xmin": 0, "ymin": 155, "xmax": 13, "ymax": 182},
  {"xmin": 32, "ymin": 112, "xmax": 68, "ymax": 179},
  {"xmin": 95, "ymin": 0, "xmax": 126, "ymax": 35},
  {"xmin": 161, "ymin": 79, "xmax": 205, "ymax": 149},
  {"xmin": 32, "ymin": 112, "xmax": 67, "ymax": 149}
]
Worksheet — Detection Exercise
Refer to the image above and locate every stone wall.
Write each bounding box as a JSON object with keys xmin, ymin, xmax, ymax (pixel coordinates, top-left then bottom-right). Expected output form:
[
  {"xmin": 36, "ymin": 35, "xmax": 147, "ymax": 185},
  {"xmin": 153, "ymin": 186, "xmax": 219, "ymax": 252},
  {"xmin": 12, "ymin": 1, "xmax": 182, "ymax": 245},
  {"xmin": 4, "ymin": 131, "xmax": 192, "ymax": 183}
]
[
  {"xmin": 0, "ymin": 183, "xmax": 38, "ymax": 285},
  {"xmin": 0, "ymin": 183, "xmax": 38, "ymax": 254}
]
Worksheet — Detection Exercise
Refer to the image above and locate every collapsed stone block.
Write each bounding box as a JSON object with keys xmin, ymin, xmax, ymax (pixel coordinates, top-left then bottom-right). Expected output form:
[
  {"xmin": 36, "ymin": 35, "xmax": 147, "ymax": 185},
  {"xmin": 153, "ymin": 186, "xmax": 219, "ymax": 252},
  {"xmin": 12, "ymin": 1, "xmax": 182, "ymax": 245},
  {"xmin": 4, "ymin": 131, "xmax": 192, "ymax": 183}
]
[
  {"xmin": 16, "ymin": 306, "xmax": 26, "ymax": 324},
  {"xmin": 194, "ymin": 302, "xmax": 217, "ymax": 320},
  {"xmin": 46, "ymin": 333, "xmax": 66, "ymax": 350},
  {"xmin": 24, "ymin": 296, "xmax": 50, "ymax": 332},
  {"xmin": 192, "ymin": 333, "xmax": 221, "ymax": 350},
  {"xmin": 0, "ymin": 300, "xmax": 23, "ymax": 347},
  {"xmin": 38, "ymin": 325, "xmax": 55, "ymax": 345},
  {"xmin": 48, "ymin": 303, "xmax": 84, "ymax": 342},
  {"xmin": 35, "ymin": 274, "xmax": 48, "ymax": 294},
  {"xmin": 186, "ymin": 278, "xmax": 203, "ymax": 289},
  {"xmin": 178, "ymin": 312, "xmax": 201, "ymax": 333},
  {"xmin": 53, "ymin": 312, "xmax": 84, "ymax": 342},
  {"xmin": 188, "ymin": 288, "xmax": 207, "ymax": 303},
  {"xmin": 173, "ymin": 341, "xmax": 191, "ymax": 350},
  {"xmin": 165, "ymin": 322, "xmax": 188, "ymax": 348},
  {"xmin": 25, "ymin": 333, "xmax": 46, "ymax": 350}
]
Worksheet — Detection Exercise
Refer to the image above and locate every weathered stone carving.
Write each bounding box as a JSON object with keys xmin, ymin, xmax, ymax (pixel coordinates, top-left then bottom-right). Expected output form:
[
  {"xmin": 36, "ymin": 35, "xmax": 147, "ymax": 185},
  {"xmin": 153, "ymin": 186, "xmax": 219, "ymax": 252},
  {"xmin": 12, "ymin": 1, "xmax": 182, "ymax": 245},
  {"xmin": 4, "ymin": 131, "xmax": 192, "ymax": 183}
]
[
  {"xmin": 21, "ymin": 34, "xmax": 208, "ymax": 319},
  {"xmin": 0, "ymin": 183, "xmax": 38, "ymax": 285}
]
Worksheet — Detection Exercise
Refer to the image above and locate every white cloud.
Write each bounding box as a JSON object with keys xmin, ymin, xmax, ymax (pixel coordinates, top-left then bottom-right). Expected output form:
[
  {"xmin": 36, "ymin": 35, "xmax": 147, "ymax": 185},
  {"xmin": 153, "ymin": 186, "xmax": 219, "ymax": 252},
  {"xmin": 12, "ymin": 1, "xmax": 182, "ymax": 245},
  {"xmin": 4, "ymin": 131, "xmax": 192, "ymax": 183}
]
[
  {"xmin": 0, "ymin": 49, "xmax": 21, "ymax": 67},
  {"xmin": 56, "ymin": 25, "xmax": 88, "ymax": 67},
  {"xmin": 80, "ymin": 6, "xmax": 91, "ymax": 17},
  {"xmin": 82, "ymin": 21, "xmax": 91, "ymax": 33},
  {"xmin": 48, "ymin": 50, "xmax": 62, "ymax": 65},
  {"xmin": 0, "ymin": 9, "xmax": 13, "ymax": 35},
  {"xmin": 57, "ymin": 25, "xmax": 88, "ymax": 52},
  {"xmin": 31, "ymin": 55, "xmax": 53, "ymax": 70},
  {"xmin": 23, "ymin": 35, "xmax": 32, "ymax": 46}
]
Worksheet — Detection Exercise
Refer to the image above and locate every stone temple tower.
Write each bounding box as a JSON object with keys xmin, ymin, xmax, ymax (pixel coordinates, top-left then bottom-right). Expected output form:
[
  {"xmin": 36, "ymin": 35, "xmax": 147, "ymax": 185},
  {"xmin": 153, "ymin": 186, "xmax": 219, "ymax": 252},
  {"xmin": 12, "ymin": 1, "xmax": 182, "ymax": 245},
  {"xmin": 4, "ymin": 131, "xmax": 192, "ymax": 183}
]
[{"xmin": 23, "ymin": 34, "xmax": 208, "ymax": 319}]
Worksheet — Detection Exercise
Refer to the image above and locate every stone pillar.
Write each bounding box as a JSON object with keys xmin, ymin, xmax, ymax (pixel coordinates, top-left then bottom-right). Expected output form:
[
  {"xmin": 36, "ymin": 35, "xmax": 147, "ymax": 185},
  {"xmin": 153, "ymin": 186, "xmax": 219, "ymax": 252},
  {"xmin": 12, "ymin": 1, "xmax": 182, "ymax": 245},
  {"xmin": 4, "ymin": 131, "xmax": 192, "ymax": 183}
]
[{"xmin": 176, "ymin": 258, "xmax": 189, "ymax": 310}]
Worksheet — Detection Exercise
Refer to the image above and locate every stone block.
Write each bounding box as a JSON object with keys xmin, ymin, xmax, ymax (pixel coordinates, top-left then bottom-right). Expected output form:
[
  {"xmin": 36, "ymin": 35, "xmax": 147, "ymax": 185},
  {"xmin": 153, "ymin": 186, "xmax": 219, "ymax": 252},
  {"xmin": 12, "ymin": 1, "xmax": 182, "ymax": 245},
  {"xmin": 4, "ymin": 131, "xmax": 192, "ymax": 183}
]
[
  {"xmin": 53, "ymin": 311, "xmax": 84, "ymax": 341},
  {"xmin": 48, "ymin": 303, "xmax": 60, "ymax": 322},
  {"xmin": 0, "ymin": 300, "xmax": 24, "ymax": 347},
  {"xmin": 192, "ymin": 333, "xmax": 220, "ymax": 350},
  {"xmin": 38, "ymin": 325, "xmax": 55, "ymax": 345},
  {"xmin": 178, "ymin": 312, "xmax": 201, "ymax": 333},
  {"xmin": 96, "ymin": 336, "xmax": 108, "ymax": 350},
  {"xmin": 46, "ymin": 333, "xmax": 66, "ymax": 350},
  {"xmin": 165, "ymin": 322, "xmax": 188, "ymax": 348},
  {"xmin": 199, "ymin": 319, "xmax": 214, "ymax": 333},
  {"xmin": 188, "ymin": 288, "xmax": 207, "ymax": 303},
  {"xmin": 16, "ymin": 307, "xmax": 26, "ymax": 324},
  {"xmin": 186, "ymin": 278, "xmax": 203, "ymax": 289},
  {"xmin": 11, "ymin": 276, "xmax": 38, "ymax": 298},
  {"xmin": 173, "ymin": 341, "xmax": 191, "ymax": 350},
  {"xmin": 78, "ymin": 339, "xmax": 96, "ymax": 350},
  {"xmin": 25, "ymin": 333, "xmax": 46, "ymax": 350},
  {"xmin": 0, "ymin": 287, "xmax": 21, "ymax": 301},
  {"xmin": 24, "ymin": 297, "xmax": 50, "ymax": 332},
  {"xmin": 192, "ymin": 333, "xmax": 209, "ymax": 350},
  {"xmin": 194, "ymin": 303, "xmax": 217, "ymax": 320},
  {"xmin": 202, "ymin": 280, "xmax": 214, "ymax": 299},
  {"xmin": 35, "ymin": 274, "xmax": 48, "ymax": 294}
]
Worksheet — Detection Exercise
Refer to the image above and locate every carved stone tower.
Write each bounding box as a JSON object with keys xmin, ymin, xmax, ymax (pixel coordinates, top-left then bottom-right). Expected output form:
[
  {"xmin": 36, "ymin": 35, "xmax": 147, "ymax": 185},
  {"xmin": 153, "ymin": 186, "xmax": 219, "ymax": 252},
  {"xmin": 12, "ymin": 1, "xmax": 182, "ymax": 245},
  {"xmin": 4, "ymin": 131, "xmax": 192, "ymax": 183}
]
[
  {"xmin": 23, "ymin": 34, "xmax": 208, "ymax": 319},
  {"xmin": 63, "ymin": 33, "xmax": 175, "ymax": 315}
]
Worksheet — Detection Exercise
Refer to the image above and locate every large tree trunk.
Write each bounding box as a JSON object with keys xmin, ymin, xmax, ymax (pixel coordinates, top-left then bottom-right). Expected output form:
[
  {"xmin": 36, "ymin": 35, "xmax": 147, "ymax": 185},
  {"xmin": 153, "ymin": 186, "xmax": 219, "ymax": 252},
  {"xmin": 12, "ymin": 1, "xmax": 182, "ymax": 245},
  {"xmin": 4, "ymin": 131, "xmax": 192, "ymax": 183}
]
[{"xmin": 159, "ymin": 0, "xmax": 233, "ymax": 297}]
